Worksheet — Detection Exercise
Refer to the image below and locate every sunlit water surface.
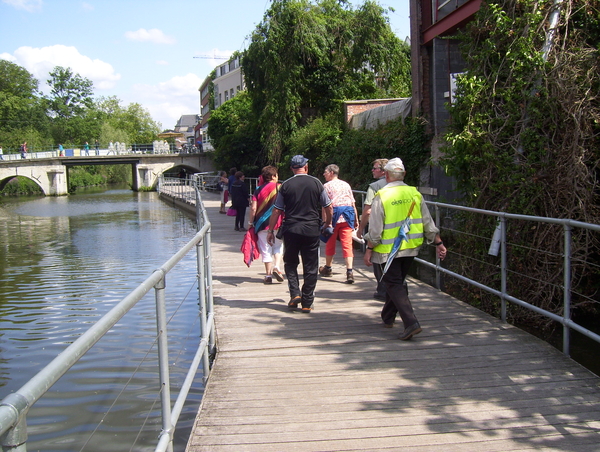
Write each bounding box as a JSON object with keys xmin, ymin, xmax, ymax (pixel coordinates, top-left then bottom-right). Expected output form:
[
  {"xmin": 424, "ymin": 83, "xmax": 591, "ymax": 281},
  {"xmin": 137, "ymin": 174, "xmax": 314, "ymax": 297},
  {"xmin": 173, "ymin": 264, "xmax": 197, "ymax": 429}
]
[{"xmin": 0, "ymin": 187, "xmax": 203, "ymax": 451}]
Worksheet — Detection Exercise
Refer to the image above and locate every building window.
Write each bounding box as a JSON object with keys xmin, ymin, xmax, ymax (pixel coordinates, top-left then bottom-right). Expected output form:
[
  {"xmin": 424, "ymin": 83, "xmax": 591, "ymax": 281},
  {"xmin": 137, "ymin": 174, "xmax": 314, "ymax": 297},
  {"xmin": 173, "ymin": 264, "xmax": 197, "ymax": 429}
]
[
  {"xmin": 230, "ymin": 88, "xmax": 234, "ymax": 98},
  {"xmin": 224, "ymin": 91, "xmax": 229, "ymax": 102}
]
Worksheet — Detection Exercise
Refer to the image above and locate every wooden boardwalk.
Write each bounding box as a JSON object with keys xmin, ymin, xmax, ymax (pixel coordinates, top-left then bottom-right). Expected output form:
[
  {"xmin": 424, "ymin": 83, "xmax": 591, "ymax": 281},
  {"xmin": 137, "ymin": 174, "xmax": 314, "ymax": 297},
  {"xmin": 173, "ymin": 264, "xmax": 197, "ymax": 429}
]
[{"xmin": 185, "ymin": 192, "xmax": 600, "ymax": 452}]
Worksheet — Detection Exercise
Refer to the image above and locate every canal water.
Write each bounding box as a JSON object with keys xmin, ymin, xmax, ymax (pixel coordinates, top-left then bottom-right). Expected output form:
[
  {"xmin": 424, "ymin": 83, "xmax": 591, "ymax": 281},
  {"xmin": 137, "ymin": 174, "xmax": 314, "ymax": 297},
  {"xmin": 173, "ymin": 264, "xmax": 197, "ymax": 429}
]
[{"xmin": 0, "ymin": 186, "xmax": 204, "ymax": 451}]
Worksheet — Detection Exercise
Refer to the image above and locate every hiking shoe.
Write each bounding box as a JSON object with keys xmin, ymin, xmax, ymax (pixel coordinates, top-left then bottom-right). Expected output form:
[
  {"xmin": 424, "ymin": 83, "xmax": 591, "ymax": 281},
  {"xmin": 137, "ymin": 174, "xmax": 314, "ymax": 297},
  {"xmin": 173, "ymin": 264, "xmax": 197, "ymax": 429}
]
[
  {"xmin": 263, "ymin": 276, "xmax": 272, "ymax": 284},
  {"xmin": 346, "ymin": 270, "xmax": 354, "ymax": 284},
  {"xmin": 272, "ymin": 269, "xmax": 284, "ymax": 282},
  {"xmin": 288, "ymin": 296, "xmax": 301, "ymax": 309},
  {"xmin": 319, "ymin": 266, "xmax": 332, "ymax": 277},
  {"xmin": 301, "ymin": 305, "xmax": 313, "ymax": 313}
]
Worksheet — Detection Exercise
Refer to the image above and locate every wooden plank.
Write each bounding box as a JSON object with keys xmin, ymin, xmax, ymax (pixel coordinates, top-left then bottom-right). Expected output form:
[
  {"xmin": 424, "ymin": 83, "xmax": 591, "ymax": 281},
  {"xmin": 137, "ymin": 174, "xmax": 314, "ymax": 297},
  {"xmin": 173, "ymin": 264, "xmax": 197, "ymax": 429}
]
[{"xmin": 184, "ymin": 193, "xmax": 600, "ymax": 452}]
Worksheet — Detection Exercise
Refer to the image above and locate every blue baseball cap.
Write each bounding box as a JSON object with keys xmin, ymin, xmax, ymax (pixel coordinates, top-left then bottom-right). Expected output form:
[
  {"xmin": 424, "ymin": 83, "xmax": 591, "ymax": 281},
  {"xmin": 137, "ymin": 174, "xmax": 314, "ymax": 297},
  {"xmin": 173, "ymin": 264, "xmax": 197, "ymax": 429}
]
[{"xmin": 290, "ymin": 155, "xmax": 309, "ymax": 168}]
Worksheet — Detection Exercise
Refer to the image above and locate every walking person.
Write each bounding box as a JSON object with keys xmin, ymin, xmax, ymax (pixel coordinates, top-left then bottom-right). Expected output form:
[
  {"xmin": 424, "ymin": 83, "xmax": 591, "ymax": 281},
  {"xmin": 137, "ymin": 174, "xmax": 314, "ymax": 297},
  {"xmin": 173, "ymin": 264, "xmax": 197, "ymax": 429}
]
[
  {"xmin": 218, "ymin": 171, "xmax": 229, "ymax": 214},
  {"xmin": 230, "ymin": 171, "xmax": 250, "ymax": 231},
  {"xmin": 248, "ymin": 166, "xmax": 284, "ymax": 284},
  {"xmin": 319, "ymin": 164, "xmax": 359, "ymax": 283},
  {"xmin": 357, "ymin": 158, "xmax": 389, "ymax": 299},
  {"xmin": 267, "ymin": 155, "xmax": 333, "ymax": 313},
  {"xmin": 94, "ymin": 139, "xmax": 100, "ymax": 155},
  {"xmin": 20, "ymin": 142, "xmax": 27, "ymax": 159},
  {"xmin": 363, "ymin": 158, "xmax": 447, "ymax": 340},
  {"xmin": 84, "ymin": 142, "xmax": 90, "ymax": 156},
  {"xmin": 0, "ymin": 145, "xmax": 3, "ymax": 160}
]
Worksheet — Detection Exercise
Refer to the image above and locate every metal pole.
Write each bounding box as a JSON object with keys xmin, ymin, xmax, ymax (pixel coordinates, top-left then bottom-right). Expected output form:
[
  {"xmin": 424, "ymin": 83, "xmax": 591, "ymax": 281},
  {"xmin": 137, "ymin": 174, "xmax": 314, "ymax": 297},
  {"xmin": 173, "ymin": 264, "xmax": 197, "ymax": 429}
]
[
  {"xmin": 154, "ymin": 272, "xmax": 173, "ymax": 452},
  {"xmin": 500, "ymin": 216, "xmax": 507, "ymax": 322},
  {"xmin": 435, "ymin": 204, "xmax": 441, "ymax": 289},
  {"xmin": 563, "ymin": 223, "xmax": 572, "ymax": 356}
]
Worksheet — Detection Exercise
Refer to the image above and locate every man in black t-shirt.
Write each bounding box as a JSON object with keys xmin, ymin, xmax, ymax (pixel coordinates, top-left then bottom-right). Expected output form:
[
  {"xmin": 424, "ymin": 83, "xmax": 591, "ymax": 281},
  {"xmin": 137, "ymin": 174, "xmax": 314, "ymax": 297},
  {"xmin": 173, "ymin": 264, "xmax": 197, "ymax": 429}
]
[{"xmin": 267, "ymin": 155, "xmax": 333, "ymax": 312}]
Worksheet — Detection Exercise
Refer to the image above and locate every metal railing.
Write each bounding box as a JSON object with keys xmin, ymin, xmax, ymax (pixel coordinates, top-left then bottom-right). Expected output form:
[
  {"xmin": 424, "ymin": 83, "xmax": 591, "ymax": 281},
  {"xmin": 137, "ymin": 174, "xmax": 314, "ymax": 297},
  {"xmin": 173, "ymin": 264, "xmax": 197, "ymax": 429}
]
[
  {"xmin": 0, "ymin": 143, "xmax": 202, "ymax": 161},
  {"xmin": 0, "ymin": 184, "xmax": 215, "ymax": 452},
  {"xmin": 418, "ymin": 201, "xmax": 600, "ymax": 357}
]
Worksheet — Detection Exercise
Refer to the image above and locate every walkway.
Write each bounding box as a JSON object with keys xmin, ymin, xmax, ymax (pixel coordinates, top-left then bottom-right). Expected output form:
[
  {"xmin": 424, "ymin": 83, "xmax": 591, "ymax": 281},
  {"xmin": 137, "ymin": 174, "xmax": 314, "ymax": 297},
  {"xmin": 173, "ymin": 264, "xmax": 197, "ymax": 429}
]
[{"xmin": 186, "ymin": 192, "xmax": 600, "ymax": 451}]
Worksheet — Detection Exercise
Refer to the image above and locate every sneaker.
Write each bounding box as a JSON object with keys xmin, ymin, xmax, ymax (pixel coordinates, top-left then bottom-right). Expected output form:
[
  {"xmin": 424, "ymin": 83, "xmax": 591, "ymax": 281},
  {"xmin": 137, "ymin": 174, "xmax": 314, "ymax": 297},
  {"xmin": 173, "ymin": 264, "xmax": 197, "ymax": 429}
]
[
  {"xmin": 399, "ymin": 322, "xmax": 422, "ymax": 340},
  {"xmin": 301, "ymin": 305, "xmax": 313, "ymax": 313},
  {"xmin": 319, "ymin": 266, "xmax": 332, "ymax": 277},
  {"xmin": 288, "ymin": 296, "xmax": 301, "ymax": 309},
  {"xmin": 383, "ymin": 322, "xmax": 394, "ymax": 328},
  {"xmin": 263, "ymin": 276, "xmax": 272, "ymax": 284},
  {"xmin": 272, "ymin": 269, "xmax": 284, "ymax": 282},
  {"xmin": 239, "ymin": 227, "xmax": 246, "ymax": 232},
  {"xmin": 346, "ymin": 270, "xmax": 354, "ymax": 284}
]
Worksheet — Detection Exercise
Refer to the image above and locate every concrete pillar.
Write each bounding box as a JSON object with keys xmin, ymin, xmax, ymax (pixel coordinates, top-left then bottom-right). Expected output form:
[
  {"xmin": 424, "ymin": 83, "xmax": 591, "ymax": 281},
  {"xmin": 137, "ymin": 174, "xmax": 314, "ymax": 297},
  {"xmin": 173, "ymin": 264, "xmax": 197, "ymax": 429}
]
[{"xmin": 47, "ymin": 169, "xmax": 68, "ymax": 196}]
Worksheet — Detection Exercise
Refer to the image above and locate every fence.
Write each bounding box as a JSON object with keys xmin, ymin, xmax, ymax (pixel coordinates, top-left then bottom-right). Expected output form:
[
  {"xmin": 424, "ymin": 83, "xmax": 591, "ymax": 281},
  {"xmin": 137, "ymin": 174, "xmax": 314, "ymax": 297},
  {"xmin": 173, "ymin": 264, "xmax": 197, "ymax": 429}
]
[
  {"xmin": 0, "ymin": 184, "xmax": 215, "ymax": 452},
  {"xmin": 416, "ymin": 201, "xmax": 600, "ymax": 357}
]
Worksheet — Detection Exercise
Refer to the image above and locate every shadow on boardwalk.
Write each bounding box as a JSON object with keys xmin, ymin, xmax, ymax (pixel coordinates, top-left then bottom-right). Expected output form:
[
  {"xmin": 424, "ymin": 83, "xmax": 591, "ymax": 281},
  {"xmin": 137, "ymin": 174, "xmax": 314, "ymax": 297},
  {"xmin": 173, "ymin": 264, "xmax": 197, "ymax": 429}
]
[{"xmin": 186, "ymin": 192, "xmax": 600, "ymax": 452}]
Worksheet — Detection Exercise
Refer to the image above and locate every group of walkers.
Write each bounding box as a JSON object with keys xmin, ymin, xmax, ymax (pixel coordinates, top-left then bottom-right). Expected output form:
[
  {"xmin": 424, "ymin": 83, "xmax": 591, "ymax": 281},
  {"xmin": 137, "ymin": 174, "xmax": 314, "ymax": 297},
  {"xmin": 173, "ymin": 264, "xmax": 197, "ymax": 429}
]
[{"xmin": 220, "ymin": 154, "xmax": 447, "ymax": 341}]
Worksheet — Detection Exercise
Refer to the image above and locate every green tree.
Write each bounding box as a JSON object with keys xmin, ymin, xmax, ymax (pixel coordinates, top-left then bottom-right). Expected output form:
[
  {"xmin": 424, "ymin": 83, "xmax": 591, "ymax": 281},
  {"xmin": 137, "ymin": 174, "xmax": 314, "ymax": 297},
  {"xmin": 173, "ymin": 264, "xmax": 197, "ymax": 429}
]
[
  {"xmin": 94, "ymin": 96, "xmax": 160, "ymax": 144},
  {"xmin": 0, "ymin": 61, "xmax": 51, "ymax": 151},
  {"xmin": 243, "ymin": 0, "xmax": 410, "ymax": 163},
  {"xmin": 208, "ymin": 91, "xmax": 262, "ymax": 175},
  {"xmin": 46, "ymin": 66, "xmax": 94, "ymax": 145}
]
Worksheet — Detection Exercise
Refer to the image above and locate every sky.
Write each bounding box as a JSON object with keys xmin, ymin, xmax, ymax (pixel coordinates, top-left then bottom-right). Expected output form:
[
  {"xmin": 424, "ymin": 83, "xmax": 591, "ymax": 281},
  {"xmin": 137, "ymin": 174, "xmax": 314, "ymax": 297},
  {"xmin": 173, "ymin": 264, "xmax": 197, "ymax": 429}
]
[{"xmin": 0, "ymin": 0, "xmax": 410, "ymax": 131}]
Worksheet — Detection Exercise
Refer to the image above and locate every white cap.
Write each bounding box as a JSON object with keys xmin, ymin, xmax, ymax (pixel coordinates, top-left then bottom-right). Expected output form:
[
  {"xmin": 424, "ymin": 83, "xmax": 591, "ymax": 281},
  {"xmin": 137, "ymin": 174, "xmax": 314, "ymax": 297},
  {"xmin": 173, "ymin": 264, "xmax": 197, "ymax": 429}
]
[{"xmin": 384, "ymin": 157, "xmax": 405, "ymax": 172}]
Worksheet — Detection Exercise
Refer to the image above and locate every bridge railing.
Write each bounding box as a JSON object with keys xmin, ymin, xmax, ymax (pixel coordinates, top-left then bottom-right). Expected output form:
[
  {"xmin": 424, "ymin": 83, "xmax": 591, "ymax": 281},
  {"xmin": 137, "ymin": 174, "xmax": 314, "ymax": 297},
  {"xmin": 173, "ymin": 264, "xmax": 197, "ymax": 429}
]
[
  {"xmin": 0, "ymin": 143, "xmax": 201, "ymax": 160},
  {"xmin": 413, "ymin": 201, "xmax": 600, "ymax": 357},
  {"xmin": 0, "ymin": 185, "xmax": 215, "ymax": 452}
]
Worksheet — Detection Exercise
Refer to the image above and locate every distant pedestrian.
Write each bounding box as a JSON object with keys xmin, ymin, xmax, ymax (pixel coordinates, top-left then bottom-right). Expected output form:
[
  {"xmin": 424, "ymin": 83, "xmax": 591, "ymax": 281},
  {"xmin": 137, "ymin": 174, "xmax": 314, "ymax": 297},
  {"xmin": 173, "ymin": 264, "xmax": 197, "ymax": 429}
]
[
  {"xmin": 58, "ymin": 144, "xmax": 64, "ymax": 156},
  {"xmin": 84, "ymin": 142, "xmax": 90, "ymax": 156},
  {"xmin": 227, "ymin": 167, "xmax": 237, "ymax": 202},
  {"xmin": 357, "ymin": 158, "xmax": 389, "ymax": 299},
  {"xmin": 95, "ymin": 139, "xmax": 100, "ymax": 155},
  {"xmin": 218, "ymin": 171, "xmax": 229, "ymax": 214},
  {"xmin": 363, "ymin": 158, "xmax": 447, "ymax": 340},
  {"xmin": 0, "ymin": 145, "xmax": 3, "ymax": 160},
  {"xmin": 267, "ymin": 155, "xmax": 333, "ymax": 313},
  {"xmin": 230, "ymin": 171, "xmax": 250, "ymax": 232},
  {"xmin": 20, "ymin": 142, "xmax": 27, "ymax": 159},
  {"xmin": 319, "ymin": 164, "xmax": 358, "ymax": 283}
]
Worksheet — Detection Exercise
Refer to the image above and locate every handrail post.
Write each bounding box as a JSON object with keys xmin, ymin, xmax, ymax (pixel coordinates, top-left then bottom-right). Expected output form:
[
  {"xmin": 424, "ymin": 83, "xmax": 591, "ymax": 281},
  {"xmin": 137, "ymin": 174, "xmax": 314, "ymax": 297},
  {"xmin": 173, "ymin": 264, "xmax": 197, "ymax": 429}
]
[
  {"xmin": 500, "ymin": 216, "xmax": 507, "ymax": 322},
  {"xmin": 0, "ymin": 393, "xmax": 29, "ymax": 452},
  {"xmin": 563, "ymin": 222, "xmax": 572, "ymax": 356},
  {"xmin": 435, "ymin": 204, "xmax": 441, "ymax": 289},
  {"xmin": 154, "ymin": 272, "xmax": 173, "ymax": 452}
]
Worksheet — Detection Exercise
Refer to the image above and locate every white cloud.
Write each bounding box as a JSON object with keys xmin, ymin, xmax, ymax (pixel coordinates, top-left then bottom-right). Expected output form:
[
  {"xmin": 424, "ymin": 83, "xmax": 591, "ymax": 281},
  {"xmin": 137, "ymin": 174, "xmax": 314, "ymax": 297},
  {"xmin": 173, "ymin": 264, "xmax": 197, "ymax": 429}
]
[
  {"xmin": 132, "ymin": 73, "xmax": 202, "ymax": 130},
  {"xmin": 125, "ymin": 28, "xmax": 176, "ymax": 45},
  {"xmin": 2, "ymin": 0, "xmax": 42, "ymax": 12},
  {"xmin": 7, "ymin": 45, "xmax": 121, "ymax": 92},
  {"xmin": 156, "ymin": 60, "xmax": 169, "ymax": 66}
]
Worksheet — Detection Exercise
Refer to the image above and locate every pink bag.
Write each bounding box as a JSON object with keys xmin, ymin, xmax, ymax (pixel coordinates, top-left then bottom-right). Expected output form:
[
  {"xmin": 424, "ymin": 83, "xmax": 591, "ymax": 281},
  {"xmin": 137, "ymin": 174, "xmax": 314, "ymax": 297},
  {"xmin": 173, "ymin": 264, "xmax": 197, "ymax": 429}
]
[{"xmin": 227, "ymin": 207, "xmax": 237, "ymax": 216}]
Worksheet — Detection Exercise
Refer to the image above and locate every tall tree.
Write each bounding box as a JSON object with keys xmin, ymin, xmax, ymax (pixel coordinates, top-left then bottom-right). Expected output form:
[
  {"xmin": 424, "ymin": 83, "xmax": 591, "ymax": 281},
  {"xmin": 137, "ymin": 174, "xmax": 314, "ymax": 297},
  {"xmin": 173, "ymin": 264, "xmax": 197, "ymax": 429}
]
[
  {"xmin": 243, "ymin": 0, "xmax": 410, "ymax": 163},
  {"xmin": 0, "ymin": 61, "xmax": 50, "ymax": 150},
  {"xmin": 46, "ymin": 66, "xmax": 94, "ymax": 120},
  {"xmin": 46, "ymin": 66, "xmax": 95, "ymax": 145},
  {"xmin": 208, "ymin": 91, "xmax": 263, "ymax": 174}
]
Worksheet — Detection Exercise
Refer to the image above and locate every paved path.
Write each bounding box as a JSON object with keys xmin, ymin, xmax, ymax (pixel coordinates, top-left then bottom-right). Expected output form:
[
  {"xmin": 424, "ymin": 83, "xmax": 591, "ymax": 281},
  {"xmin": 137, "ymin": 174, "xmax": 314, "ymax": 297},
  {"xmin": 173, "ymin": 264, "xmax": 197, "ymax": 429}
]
[{"xmin": 185, "ymin": 192, "xmax": 600, "ymax": 451}]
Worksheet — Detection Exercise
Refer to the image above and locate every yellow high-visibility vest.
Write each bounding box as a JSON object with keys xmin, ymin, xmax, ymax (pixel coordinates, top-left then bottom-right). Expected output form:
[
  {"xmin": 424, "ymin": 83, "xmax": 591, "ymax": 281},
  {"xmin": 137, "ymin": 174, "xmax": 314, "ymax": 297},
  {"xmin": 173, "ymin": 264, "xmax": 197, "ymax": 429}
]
[{"xmin": 374, "ymin": 185, "xmax": 424, "ymax": 254}]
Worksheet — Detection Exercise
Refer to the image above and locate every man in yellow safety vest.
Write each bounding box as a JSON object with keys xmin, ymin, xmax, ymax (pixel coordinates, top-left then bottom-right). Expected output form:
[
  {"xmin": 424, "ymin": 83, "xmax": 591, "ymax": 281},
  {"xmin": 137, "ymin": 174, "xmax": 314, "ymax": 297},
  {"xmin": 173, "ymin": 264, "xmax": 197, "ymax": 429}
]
[{"xmin": 363, "ymin": 158, "xmax": 447, "ymax": 340}]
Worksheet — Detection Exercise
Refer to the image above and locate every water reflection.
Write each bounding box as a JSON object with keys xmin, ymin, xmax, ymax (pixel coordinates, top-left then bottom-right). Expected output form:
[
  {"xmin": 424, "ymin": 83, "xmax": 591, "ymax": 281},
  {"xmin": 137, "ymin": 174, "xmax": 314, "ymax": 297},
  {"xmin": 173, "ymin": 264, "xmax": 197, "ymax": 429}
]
[{"xmin": 0, "ymin": 187, "xmax": 203, "ymax": 451}]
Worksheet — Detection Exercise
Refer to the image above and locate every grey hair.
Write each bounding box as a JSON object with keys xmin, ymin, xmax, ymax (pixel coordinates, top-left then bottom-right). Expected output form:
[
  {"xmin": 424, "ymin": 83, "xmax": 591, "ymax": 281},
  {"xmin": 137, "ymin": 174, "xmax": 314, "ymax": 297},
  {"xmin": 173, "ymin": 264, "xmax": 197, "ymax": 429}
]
[
  {"xmin": 386, "ymin": 169, "xmax": 406, "ymax": 181},
  {"xmin": 325, "ymin": 164, "xmax": 339, "ymax": 175}
]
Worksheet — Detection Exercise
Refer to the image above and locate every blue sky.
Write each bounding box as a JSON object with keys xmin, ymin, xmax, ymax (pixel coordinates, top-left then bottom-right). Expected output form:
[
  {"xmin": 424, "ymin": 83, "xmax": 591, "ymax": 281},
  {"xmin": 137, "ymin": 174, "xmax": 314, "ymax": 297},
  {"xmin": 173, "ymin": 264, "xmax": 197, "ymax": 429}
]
[{"xmin": 0, "ymin": 0, "xmax": 410, "ymax": 131}]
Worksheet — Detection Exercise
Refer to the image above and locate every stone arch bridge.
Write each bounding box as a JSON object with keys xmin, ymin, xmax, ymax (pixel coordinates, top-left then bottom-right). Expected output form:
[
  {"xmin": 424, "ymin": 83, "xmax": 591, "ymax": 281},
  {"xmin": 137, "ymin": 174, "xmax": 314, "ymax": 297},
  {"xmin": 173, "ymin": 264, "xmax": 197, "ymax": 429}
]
[{"xmin": 0, "ymin": 154, "xmax": 214, "ymax": 195}]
